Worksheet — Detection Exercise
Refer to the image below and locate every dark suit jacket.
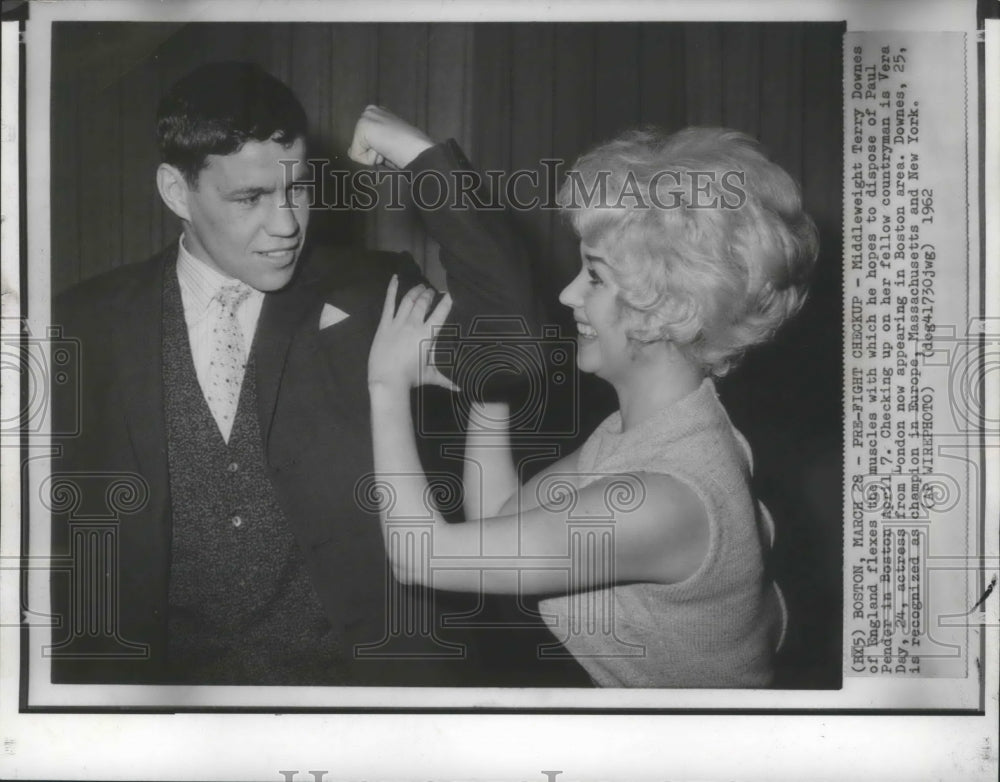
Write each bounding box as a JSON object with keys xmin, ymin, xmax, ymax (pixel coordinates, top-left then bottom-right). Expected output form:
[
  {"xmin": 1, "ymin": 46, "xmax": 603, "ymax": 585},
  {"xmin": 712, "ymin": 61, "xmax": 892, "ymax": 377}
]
[{"xmin": 49, "ymin": 141, "xmax": 558, "ymax": 686}]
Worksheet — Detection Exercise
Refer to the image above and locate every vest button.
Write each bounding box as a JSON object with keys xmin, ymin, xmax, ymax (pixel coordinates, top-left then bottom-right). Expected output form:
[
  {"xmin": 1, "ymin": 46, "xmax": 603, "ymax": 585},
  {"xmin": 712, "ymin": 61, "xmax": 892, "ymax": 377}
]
[
  {"xmin": 228, "ymin": 461, "xmax": 239, "ymax": 473},
  {"xmin": 231, "ymin": 515, "xmax": 243, "ymax": 528}
]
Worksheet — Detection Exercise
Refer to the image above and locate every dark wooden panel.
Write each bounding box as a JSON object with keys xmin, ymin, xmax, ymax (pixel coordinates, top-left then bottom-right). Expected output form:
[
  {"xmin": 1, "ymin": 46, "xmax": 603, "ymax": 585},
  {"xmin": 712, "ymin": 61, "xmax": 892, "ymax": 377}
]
[
  {"xmin": 792, "ymin": 21, "xmax": 845, "ymax": 687},
  {"xmin": 471, "ymin": 24, "xmax": 512, "ymax": 171},
  {"xmin": 638, "ymin": 24, "xmax": 687, "ymax": 132},
  {"xmin": 289, "ymin": 25, "xmax": 334, "ymax": 150},
  {"xmin": 424, "ymin": 23, "xmax": 474, "ymax": 288},
  {"xmin": 283, "ymin": 24, "xmax": 361, "ymax": 253},
  {"xmin": 793, "ymin": 22, "xmax": 845, "ymax": 423},
  {"xmin": 721, "ymin": 24, "xmax": 761, "ymax": 137},
  {"xmin": 683, "ymin": 24, "xmax": 724, "ymax": 125},
  {"xmin": 52, "ymin": 23, "xmax": 185, "ymax": 288},
  {"xmin": 509, "ymin": 25, "xmax": 554, "ymax": 173},
  {"xmin": 373, "ymin": 24, "xmax": 430, "ymax": 267},
  {"xmin": 76, "ymin": 79, "xmax": 122, "ymax": 281},
  {"xmin": 508, "ymin": 25, "xmax": 556, "ymax": 298},
  {"xmin": 802, "ymin": 25, "xmax": 845, "ymax": 243},
  {"xmin": 51, "ymin": 19, "xmax": 842, "ymax": 324},
  {"xmin": 326, "ymin": 24, "xmax": 379, "ymax": 154},
  {"xmin": 50, "ymin": 24, "xmax": 84, "ymax": 295},
  {"xmin": 550, "ymin": 25, "xmax": 597, "ymax": 285},
  {"xmin": 267, "ymin": 23, "xmax": 293, "ymax": 84},
  {"xmin": 118, "ymin": 61, "xmax": 161, "ymax": 270},
  {"xmin": 593, "ymin": 23, "xmax": 641, "ymax": 141},
  {"xmin": 758, "ymin": 23, "xmax": 805, "ymax": 186},
  {"xmin": 324, "ymin": 24, "xmax": 379, "ymax": 249},
  {"xmin": 427, "ymin": 24, "xmax": 472, "ymax": 149}
]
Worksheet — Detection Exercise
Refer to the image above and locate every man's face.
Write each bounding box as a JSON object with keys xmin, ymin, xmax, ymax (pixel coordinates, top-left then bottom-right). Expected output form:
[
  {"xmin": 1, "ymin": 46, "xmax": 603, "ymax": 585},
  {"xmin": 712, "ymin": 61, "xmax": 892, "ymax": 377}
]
[{"xmin": 180, "ymin": 137, "xmax": 311, "ymax": 291}]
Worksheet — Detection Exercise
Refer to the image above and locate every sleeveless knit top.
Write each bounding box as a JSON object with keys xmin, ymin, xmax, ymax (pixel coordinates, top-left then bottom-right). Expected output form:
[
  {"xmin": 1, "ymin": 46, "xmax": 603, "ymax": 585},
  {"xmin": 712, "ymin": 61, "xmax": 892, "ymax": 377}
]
[{"xmin": 538, "ymin": 379, "xmax": 779, "ymax": 688}]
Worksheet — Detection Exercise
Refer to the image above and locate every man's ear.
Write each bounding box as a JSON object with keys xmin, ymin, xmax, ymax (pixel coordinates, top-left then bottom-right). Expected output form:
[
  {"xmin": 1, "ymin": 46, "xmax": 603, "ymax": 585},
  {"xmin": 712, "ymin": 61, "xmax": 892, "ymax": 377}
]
[{"xmin": 156, "ymin": 163, "xmax": 192, "ymax": 222}]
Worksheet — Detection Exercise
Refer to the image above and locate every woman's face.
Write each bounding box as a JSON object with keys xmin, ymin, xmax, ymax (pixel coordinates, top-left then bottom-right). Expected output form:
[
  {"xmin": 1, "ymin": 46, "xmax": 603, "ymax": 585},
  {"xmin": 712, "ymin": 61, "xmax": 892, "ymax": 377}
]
[{"xmin": 558, "ymin": 241, "xmax": 633, "ymax": 383}]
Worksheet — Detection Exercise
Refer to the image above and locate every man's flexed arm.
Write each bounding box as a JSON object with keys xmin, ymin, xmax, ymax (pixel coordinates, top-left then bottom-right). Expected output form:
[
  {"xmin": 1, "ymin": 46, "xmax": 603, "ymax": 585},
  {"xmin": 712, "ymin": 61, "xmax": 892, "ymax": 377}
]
[{"xmin": 348, "ymin": 106, "xmax": 542, "ymax": 346}]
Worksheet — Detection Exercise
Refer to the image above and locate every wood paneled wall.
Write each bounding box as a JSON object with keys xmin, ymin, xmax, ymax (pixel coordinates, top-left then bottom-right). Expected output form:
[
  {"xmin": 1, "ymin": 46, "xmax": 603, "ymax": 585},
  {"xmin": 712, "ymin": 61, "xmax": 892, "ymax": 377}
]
[
  {"xmin": 466, "ymin": 23, "xmax": 842, "ymax": 302},
  {"xmin": 50, "ymin": 21, "xmax": 844, "ymax": 687},
  {"xmin": 52, "ymin": 22, "xmax": 840, "ymax": 297},
  {"xmin": 51, "ymin": 21, "xmax": 477, "ymax": 293}
]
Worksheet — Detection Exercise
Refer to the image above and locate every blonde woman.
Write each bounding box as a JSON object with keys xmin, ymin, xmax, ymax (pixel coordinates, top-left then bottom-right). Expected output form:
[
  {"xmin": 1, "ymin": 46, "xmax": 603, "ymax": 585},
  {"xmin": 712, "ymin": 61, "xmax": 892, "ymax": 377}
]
[{"xmin": 367, "ymin": 127, "xmax": 818, "ymax": 687}]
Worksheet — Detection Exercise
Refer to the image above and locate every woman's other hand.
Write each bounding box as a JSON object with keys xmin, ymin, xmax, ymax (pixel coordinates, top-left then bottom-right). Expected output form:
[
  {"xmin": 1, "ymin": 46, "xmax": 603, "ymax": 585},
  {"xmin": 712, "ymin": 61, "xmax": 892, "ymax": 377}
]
[{"xmin": 368, "ymin": 275, "xmax": 459, "ymax": 393}]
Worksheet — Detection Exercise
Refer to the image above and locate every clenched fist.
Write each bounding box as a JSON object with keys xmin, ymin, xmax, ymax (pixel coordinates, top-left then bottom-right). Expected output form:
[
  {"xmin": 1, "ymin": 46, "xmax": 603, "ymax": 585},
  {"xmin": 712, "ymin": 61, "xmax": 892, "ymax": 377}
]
[{"xmin": 347, "ymin": 105, "xmax": 434, "ymax": 169}]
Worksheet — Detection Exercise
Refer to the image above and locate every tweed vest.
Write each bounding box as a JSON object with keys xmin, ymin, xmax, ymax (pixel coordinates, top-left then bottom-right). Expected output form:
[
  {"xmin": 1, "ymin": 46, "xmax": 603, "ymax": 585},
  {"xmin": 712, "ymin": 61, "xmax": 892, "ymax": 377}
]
[
  {"xmin": 162, "ymin": 269, "xmax": 342, "ymax": 684},
  {"xmin": 538, "ymin": 379, "xmax": 779, "ymax": 688}
]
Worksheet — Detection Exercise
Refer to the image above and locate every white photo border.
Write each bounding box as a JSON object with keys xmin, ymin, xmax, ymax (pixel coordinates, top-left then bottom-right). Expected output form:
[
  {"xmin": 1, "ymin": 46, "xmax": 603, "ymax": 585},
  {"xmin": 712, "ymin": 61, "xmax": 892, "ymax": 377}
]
[{"xmin": 1, "ymin": 1, "xmax": 996, "ymax": 780}]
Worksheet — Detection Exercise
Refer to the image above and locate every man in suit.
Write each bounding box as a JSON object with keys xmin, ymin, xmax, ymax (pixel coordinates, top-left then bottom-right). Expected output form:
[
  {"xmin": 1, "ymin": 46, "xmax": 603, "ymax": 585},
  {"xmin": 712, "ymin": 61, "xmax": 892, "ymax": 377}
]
[{"xmin": 48, "ymin": 61, "xmax": 564, "ymax": 686}]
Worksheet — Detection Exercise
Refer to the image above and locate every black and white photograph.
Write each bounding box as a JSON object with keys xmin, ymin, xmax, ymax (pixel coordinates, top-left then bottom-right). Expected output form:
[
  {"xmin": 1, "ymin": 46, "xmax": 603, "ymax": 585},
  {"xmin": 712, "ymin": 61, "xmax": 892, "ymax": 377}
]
[
  {"xmin": 42, "ymin": 14, "xmax": 842, "ymax": 699},
  {"xmin": 0, "ymin": 0, "xmax": 995, "ymax": 780}
]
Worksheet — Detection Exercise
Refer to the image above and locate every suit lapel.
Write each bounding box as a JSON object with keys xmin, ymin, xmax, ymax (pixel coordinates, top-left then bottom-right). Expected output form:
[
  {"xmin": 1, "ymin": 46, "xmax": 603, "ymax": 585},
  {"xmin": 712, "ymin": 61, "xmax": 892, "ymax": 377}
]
[
  {"xmin": 256, "ymin": 248, "xmax": 389, "ymax": 454},
  {"xmin": 254, "ymin": 264, "xmax": 326, "ymax": 453},
  {"xmin": 106, "ymin": 248, "xmax": 174, "ymax": 662},
  {"xmin": 111, "ymin": 247, "xmax": 172, "ymax": 524},
  {"xmin": 259, "ymin": 266, "xmax": 385, "ymax": 634}
]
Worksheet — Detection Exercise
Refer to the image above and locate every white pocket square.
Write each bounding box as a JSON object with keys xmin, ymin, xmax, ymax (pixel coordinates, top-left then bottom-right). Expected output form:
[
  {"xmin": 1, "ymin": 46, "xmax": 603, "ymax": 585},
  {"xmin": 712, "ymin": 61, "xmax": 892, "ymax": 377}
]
[{"xmin": 319, "ymin": 303, "xmax": 350, "ymax": 330}]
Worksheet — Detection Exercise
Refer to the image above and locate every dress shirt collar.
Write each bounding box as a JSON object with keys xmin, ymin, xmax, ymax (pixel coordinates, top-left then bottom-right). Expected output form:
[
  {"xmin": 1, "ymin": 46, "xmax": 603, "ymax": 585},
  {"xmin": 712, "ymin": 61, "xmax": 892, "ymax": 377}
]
[{"xmin": 176, "ymin": 234, "xmax": 263, "ymax": 316}]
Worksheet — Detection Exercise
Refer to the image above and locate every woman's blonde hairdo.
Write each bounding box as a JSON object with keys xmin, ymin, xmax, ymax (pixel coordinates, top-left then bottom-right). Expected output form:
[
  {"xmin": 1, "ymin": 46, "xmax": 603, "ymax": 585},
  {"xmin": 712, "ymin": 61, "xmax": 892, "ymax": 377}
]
[{"xmin": 557, "ymin": 127, "xmax": 819, "ymax": 376}]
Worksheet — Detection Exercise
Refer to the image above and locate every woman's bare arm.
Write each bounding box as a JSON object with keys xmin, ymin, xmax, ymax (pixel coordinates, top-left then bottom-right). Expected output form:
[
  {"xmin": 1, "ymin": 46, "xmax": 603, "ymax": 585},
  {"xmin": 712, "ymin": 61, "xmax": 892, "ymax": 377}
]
[
  {"xmin": 368, "ymin": 279, "xmax": 709, "ymax": 597},
  {"xmin": 462, "ymin": 401, "xmax": 519, "ymax": 522}
]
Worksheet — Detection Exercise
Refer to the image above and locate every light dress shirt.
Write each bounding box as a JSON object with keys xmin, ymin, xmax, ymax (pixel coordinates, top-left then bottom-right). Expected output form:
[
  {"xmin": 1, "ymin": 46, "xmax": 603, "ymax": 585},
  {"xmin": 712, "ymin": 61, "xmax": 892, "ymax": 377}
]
[{"xmin": 175, "ymin": 235, "xmax": 265, "ymax": 432}]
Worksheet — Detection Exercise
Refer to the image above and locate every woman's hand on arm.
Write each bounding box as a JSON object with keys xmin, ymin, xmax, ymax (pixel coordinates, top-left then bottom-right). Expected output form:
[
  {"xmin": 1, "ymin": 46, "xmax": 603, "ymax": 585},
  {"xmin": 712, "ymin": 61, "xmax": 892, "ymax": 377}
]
[
  {"xmin": 368, "ymin": 275, "xmax": 458, "ymax": 394},
  {"xmin": 368, "ymin": 276, "xmax": 460, "ymax": 584}
]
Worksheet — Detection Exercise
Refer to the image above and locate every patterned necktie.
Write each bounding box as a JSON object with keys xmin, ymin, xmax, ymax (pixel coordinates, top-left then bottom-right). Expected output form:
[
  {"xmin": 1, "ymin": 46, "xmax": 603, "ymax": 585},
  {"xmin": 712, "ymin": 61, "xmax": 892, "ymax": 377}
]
[{"xmin": 204, "ymin": 282, "xmax": 253, "ymax": 443}]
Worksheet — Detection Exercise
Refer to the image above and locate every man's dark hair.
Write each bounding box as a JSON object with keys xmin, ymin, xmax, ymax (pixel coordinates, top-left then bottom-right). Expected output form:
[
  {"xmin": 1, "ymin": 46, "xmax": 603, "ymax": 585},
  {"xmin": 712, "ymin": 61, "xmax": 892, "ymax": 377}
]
[{"xmin": 156, "ymin": 61, "xmax": 308, "ymax": 185}]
